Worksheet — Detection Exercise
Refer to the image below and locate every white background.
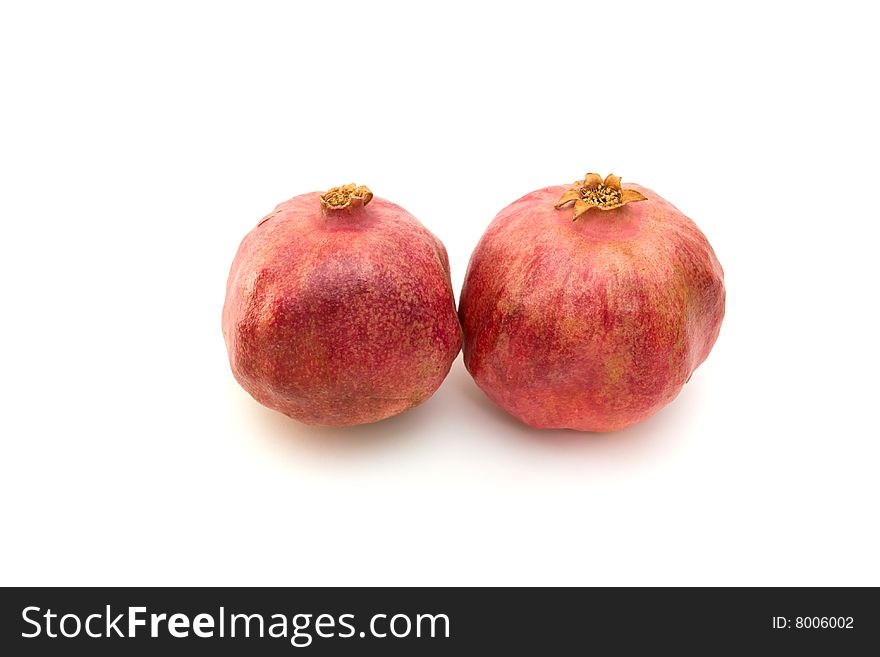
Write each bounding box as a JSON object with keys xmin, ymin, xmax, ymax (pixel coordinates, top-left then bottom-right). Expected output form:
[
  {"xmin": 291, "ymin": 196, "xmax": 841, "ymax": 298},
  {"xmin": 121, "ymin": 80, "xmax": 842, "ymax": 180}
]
[{"xmin": 1, "ymin": 1, "xmax": 878, "ymax": 586}]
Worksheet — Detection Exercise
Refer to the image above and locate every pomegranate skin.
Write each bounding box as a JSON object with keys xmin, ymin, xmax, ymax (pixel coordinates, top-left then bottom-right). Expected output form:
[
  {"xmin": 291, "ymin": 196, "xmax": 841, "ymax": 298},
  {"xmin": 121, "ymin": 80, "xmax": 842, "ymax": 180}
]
[
  {"xmin": 460, "ymin": 182, "xmax": 725, "ymax": 432},
  {"xmin": 223, "ymin": 192, "xmax": 461, "ymax": 426}
]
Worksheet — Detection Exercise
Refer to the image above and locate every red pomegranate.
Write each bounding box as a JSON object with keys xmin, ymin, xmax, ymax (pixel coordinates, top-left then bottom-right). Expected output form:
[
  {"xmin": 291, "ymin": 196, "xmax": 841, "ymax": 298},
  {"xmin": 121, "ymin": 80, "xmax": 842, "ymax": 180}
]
[
  {"xmin": 223, "ymin": 184, "xmax": 461, "ymax": 426},
  {"xmin": 460, "ymin": 173, "xmax": 725, "ymax": 432}
]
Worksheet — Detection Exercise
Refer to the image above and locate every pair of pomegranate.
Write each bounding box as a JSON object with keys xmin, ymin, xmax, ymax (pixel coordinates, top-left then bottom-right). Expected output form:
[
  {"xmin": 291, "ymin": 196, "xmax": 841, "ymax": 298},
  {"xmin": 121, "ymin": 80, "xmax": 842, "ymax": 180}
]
[{"xmin": 222, "ymin": 174, "xmax": 725, "ymax": 432}]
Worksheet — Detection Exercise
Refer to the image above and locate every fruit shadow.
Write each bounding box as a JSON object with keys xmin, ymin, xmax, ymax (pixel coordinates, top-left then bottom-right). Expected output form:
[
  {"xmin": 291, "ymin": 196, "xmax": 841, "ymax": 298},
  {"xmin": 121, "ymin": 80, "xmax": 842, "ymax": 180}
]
[
  {"xmin": 238, "ymin": 381, "xmax": 443, "ymax": 457},
  {"xmin": 238, "ymin": 357, "xmax": 700, "ymax": 458}
]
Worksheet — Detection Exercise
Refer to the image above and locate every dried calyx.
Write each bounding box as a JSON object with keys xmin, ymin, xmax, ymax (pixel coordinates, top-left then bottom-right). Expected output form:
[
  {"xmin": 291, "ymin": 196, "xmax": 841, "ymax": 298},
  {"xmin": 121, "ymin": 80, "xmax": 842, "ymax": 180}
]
[
  {"xmin": 320, "ymin": 183, "xmax": 373, "ymax": 210},
  {"xmin": 555, "ymin": 173, "xmax": 646, "ymax": 221}
]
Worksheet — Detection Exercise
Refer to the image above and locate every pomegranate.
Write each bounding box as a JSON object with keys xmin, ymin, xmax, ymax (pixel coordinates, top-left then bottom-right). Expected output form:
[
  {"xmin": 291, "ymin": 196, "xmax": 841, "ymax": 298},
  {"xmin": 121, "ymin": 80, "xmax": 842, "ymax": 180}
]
[
  {"xmin": 460, "ymin": 173, "xmax": 725, "ymax": 432},
  {"xmin": 223, "ymin": 184, "xmax": 461, "ymax": 426}
]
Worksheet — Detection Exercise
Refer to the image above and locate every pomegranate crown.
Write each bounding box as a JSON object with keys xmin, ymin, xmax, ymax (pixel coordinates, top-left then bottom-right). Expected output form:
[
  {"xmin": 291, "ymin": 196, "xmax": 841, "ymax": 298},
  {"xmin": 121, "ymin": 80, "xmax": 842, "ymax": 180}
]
[
  {"xmin": 555, "ymin": 173, "xmax": 647, "ymax": 221},
  {"xmin": 320, "ymin": 183, "xmax": 373, "ymax": 210}
]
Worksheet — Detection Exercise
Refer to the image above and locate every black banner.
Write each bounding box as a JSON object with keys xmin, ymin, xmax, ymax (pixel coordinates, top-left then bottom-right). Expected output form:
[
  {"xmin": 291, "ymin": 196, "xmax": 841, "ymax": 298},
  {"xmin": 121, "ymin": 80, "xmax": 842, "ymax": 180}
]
[{"xmin": 1, "ymin": 587, "xmax": 876, "ymax": 654}]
